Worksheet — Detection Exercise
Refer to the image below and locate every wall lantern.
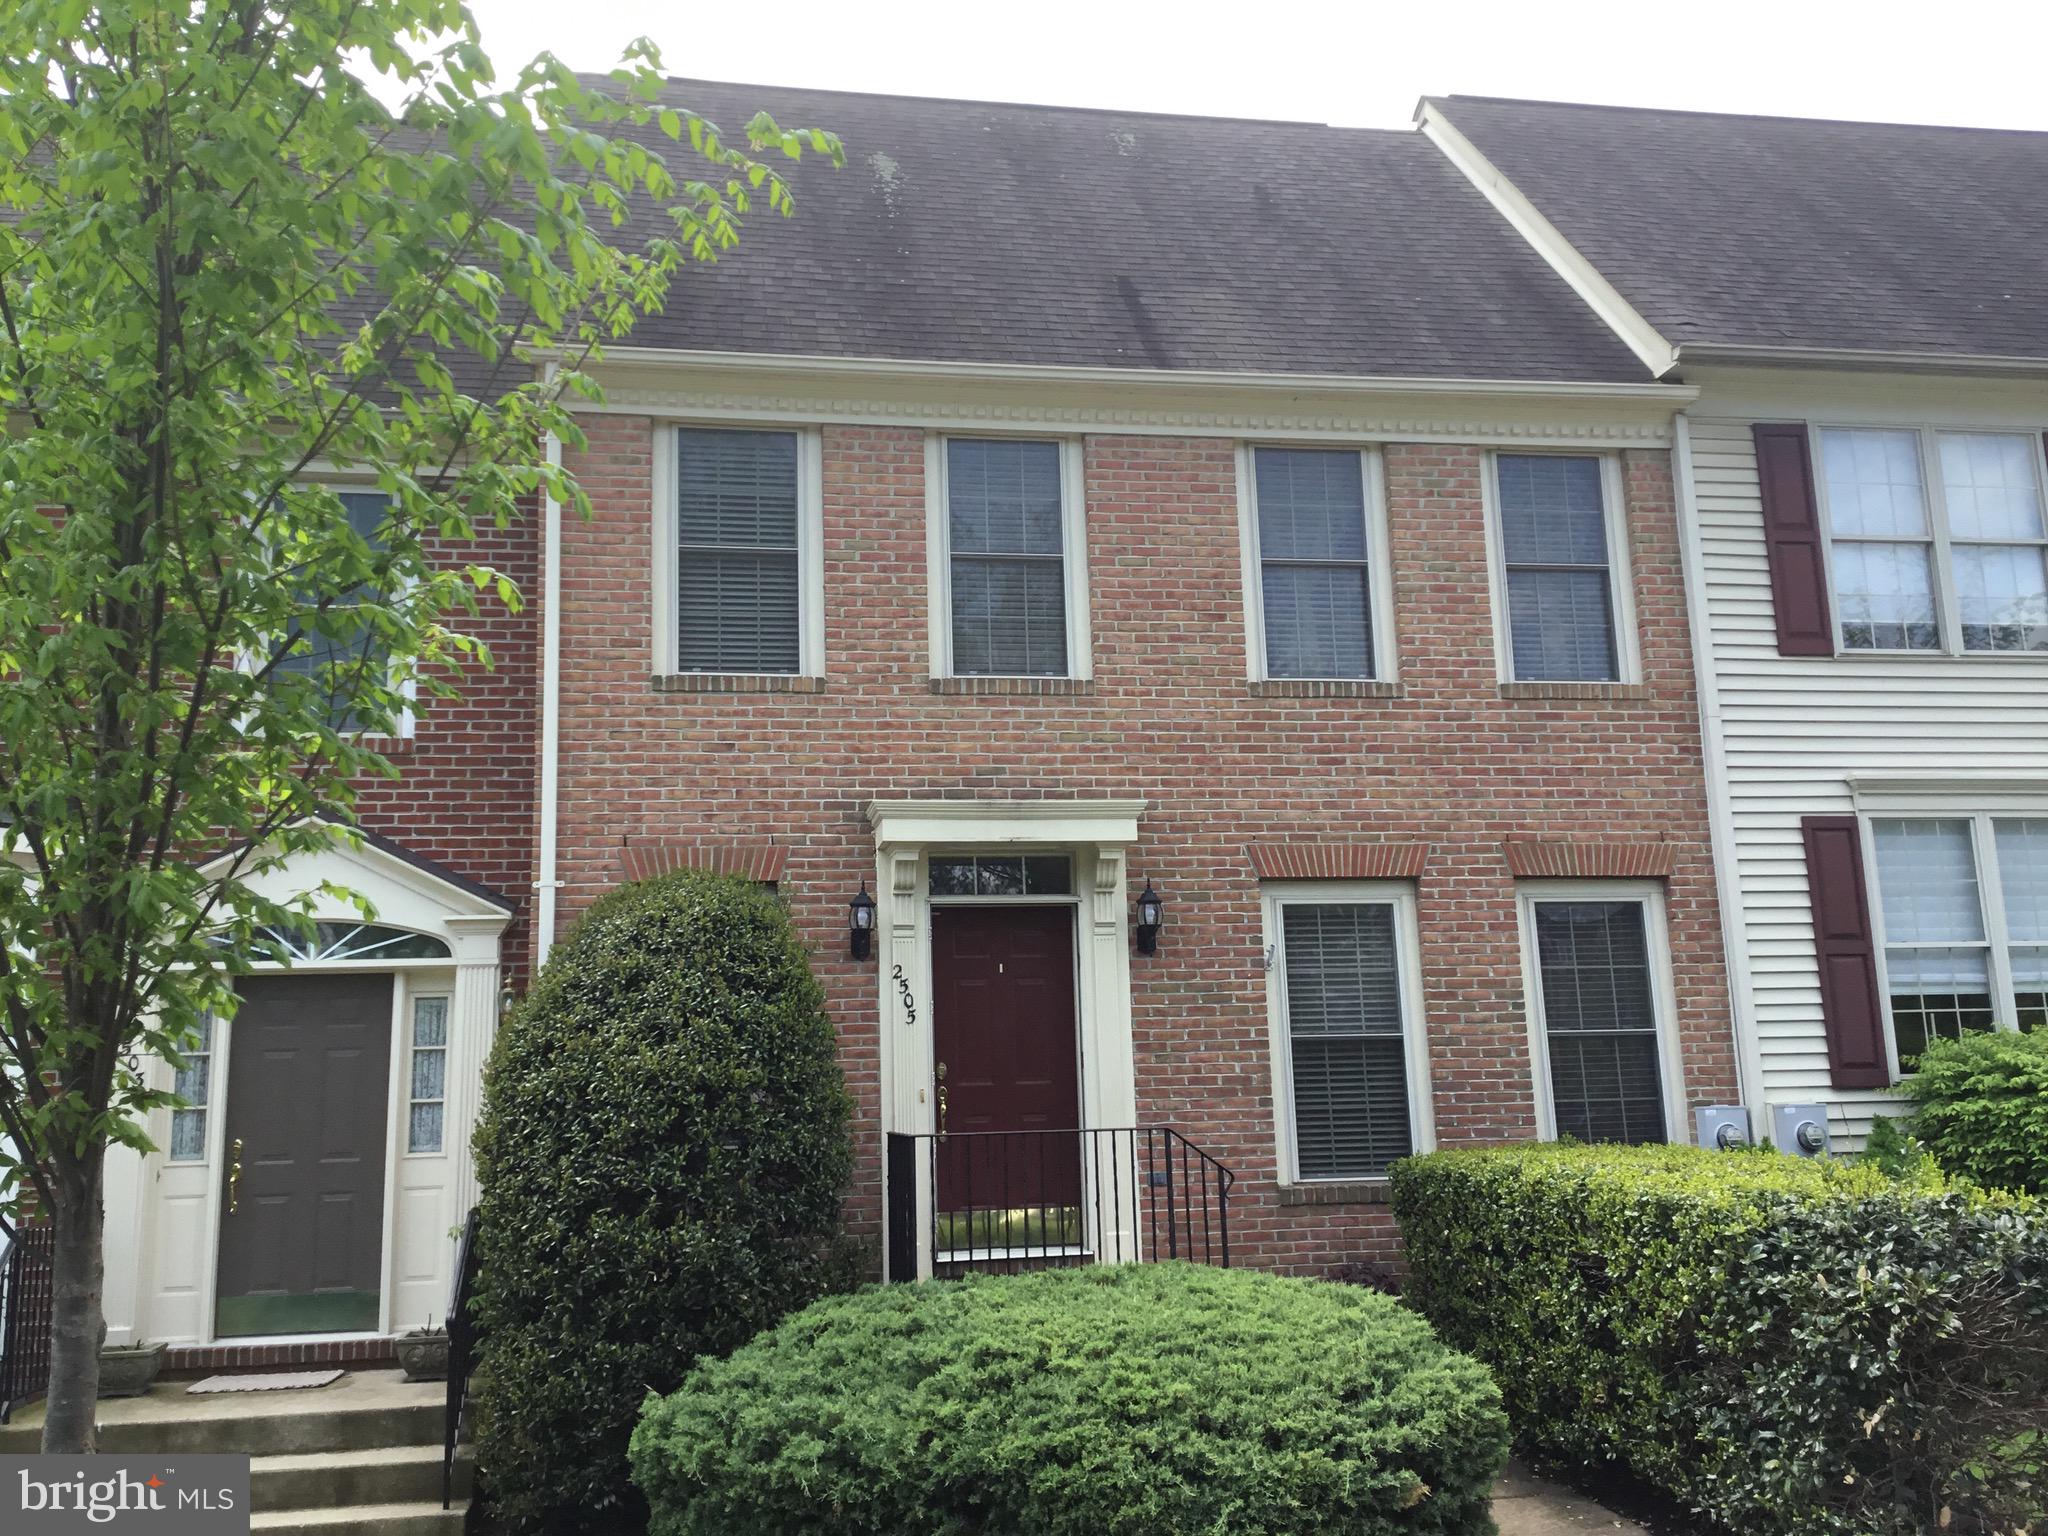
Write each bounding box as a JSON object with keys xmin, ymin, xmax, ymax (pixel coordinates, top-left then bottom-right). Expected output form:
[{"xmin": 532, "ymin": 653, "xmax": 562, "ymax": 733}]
[
  {"xmin": 849, "ymin": 881, "xmax": 877, "ymax": 961},
  {"xmin": 1134, "ymin": 880, "xmax": 1164, "ymax": 955}
]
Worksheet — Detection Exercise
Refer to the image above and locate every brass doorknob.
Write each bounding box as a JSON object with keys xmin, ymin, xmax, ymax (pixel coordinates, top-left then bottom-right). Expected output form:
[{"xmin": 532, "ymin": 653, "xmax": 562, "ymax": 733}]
[
  {"xmin": 228, "ymin": 1138, "xmax": 243, "ymax": 1215},
  {"xmin": 935, "ymin": 1063, "xmax": 948, "ymax": 1139}
]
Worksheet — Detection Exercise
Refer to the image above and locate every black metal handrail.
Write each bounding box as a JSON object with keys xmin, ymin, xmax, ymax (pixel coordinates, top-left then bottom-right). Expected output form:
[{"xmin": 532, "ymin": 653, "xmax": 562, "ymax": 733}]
[
  {"xmin": 443, "ymin": 1206, "xmax": 480, "ymax": 1509},
  {"xmin": 0, "ymin": 1225, "xmax": 54, "ymax": 1425},
  {"xmin": 884, "ymin": 1126, "xmax": 1234, "ymax": 1281}
]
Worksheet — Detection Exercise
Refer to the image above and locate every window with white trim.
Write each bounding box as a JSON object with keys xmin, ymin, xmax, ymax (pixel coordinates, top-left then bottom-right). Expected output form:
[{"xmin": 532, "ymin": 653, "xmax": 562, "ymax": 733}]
[
  {"xmin": 168, "ymin": 1013, "xmax": 214, "ymax": 1162},
  {"xmin": 1241, "ymin": 447, "xmax": 1388, "ymax": 680},
  {"xmin": 1870, "ymin": 816, "xmax": 2047, "ymax": 1065},
  {"xmin": 1818, "ymin": 427, "xmax": 2048, "ymax": 654},
  {"xmin": 930, "ymin": 436, "xmax": 1089, "ymax": 678},
  {"xmin": 1519, "ymin": 886, "xmax": 1677, "ymax": 1145},
  {"xmin": 671, "ymin": 427, "xmax": 819, "ymax": 674},
  {"xmin": 1262, "ymin": 884, "xmax": 1431, "ymax": 1180},
  {"xmin": 407, "ymin": 994, "xmax": 449, "ymax": 1154},
  {"xmin": 272, "ymin": 489, "xmax": 410, "ymax": 733},
  {"xmin": 1492, "ymin": 453, "xmax": 1629, "ymax": 682}
]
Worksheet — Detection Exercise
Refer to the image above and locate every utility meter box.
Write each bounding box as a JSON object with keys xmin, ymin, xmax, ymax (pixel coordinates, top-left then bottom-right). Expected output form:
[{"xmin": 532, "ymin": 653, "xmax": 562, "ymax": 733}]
[
  {"xmin": 1694, "ymin": 1104, "xmax": 1751, "ymax": 1151},
  {"xmin": 1772, "ymin": 1103, "xmax": 1832, "ymax": 1158}
]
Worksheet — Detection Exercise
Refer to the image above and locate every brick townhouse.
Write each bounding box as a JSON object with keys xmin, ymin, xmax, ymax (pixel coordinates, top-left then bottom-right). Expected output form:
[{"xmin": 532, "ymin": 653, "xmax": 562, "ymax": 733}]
[
  {"xmin": 540, "ymin": 80, "xmax": 1738, "ymax": 1279},
  {"xmin": 96, "ymin": 77, "xmax": 1750, "ymax": 1358}
]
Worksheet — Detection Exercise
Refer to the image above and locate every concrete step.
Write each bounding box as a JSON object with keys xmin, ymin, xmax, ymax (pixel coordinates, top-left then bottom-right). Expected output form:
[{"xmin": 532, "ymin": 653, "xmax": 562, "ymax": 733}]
[
  {"xmin": 250, "ymin": 1500, "xmax": 467, "ymax": 1536},
  {"xmin": 252, "ymin": 1444, "xmax": 473, "ymax": 1513},
  {"xmin": 0, "ymin": 1371, "xmax": 445, "ymax": 1457}
]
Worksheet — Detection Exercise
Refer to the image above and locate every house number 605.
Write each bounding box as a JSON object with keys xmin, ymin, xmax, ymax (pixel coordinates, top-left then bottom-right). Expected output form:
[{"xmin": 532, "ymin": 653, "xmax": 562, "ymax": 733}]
[{"xmin": 890, "ymin": 964, "xmax": 917, "ymax": 1028}]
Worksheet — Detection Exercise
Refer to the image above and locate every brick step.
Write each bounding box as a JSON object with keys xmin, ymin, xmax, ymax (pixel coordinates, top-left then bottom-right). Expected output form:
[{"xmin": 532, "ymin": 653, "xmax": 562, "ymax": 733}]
[
  {"xmin": 252, "ymin": 1444, "xmax": 472, "ymax": 1513},
  {"xmin": 250, "ymin": 1500, "xmax": 468, "ymax": 1536}
]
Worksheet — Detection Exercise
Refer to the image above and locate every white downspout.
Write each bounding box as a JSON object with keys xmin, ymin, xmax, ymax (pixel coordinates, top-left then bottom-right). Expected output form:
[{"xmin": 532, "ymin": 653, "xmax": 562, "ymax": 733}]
[
  {"xmin": 535, "ymin": 376, "xmax": 563, "ymax": 967},
  {"xmin": 1672, "ymin": 412, "xmax": 1767, "ymax": 1120}
]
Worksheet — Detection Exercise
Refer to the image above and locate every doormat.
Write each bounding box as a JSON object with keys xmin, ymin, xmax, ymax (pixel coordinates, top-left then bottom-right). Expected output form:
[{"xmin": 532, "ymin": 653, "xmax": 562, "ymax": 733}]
[{"xmin": 187, "ymin": 1368, "xmax": 343, "ymax": 1394}]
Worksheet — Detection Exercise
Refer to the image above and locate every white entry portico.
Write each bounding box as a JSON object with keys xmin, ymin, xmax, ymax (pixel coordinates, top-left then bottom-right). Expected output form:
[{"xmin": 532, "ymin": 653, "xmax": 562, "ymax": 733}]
[{"xmin": 101, "ymin": 827, "xmax": 512, "ymax": 1348}]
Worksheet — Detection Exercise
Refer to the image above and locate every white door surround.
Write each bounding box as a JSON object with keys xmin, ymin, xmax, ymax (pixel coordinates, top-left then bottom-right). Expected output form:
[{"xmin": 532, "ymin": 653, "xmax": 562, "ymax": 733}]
[
  {"xmin": 101, "ymin": 828, "xmax": 512, "ymax": 1348},
  {"xmin": 868, "ymin": 799, "xmax": 1144, "ymax": 1274}
]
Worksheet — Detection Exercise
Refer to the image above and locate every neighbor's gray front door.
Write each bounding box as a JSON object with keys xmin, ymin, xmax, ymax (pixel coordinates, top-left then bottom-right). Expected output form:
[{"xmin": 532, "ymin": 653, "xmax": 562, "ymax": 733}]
[{"xmin": 215, "ymin": 973, "xmax": 392, "ymax": 1338}]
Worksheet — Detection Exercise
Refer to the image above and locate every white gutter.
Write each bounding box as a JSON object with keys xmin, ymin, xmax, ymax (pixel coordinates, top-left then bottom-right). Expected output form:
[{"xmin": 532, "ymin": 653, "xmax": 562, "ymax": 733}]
[
  {"xmin": 554, "ymin": 343, "xmax": 1699, "ymax": 403},
  {"xmin": 1675, "ymin": 341, "xmax": 2048, "ymax": 377},
  {"xmin": 1671, "ymin": 413, "xmax": 1766, "ymax": 1117},
  {"xmin": 535, "ymin": 373, "xmax": 564, "ymax": 968}
]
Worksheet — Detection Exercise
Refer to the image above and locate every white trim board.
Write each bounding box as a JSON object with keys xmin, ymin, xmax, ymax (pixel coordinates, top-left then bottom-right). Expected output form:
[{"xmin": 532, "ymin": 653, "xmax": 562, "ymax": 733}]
[{"xmin": 1415, "ymin": 102, "xmax": 1679, "ymax": 380}]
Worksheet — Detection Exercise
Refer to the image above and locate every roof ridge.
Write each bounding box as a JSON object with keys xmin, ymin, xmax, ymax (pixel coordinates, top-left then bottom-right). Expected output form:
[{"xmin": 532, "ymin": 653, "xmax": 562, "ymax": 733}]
[
  {"xmin": 580, "ymin": 70, "xmax": 1391, "ymax": 133},
  {"xmin": 1432, "ymin": 93, "xmax": 2048, "ymax": 139}
]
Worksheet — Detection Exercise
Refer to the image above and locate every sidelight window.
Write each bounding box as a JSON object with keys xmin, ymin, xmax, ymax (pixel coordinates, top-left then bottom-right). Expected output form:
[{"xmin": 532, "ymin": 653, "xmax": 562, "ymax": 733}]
[
  {"xmin": 407, "ymin": 995, "xmax": 449, "ymax": 1154},
  {"xmin": 168, "ymin": 1014, "xmax": 214, "ymax": 1162}
]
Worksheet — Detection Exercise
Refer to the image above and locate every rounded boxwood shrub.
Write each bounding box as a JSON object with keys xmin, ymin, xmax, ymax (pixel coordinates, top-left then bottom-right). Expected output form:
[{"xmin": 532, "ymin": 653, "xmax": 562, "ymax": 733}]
[
  {"xmin": 630, "ymin": 1262, "xmax": 1508, "ymax": 1536},
  {"xmin": 471, "ymin": 870, "xmax": 853, "ymax": 1534},
  {"xmin": 1904, "ymin": 1028, "xmax": 2048, "ymax": 1194}
]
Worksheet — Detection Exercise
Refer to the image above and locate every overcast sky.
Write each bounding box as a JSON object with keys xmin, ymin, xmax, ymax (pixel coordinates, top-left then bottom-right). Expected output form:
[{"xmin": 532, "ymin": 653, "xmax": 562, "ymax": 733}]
[{"xmin": 454, "ymin": 0, "xmax": 2048, "ymax": 131}]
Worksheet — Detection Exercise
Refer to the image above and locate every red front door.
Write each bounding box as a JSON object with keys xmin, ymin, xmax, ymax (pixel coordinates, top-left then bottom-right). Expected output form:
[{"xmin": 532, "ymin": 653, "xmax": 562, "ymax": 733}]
[{"xmin": 930, "ymin": 905, "xmax": 1082, "ymax": 1248}]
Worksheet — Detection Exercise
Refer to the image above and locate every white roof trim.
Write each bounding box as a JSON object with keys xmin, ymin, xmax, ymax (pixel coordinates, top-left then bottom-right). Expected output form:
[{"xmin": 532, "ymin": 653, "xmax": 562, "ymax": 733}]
[
  {"xmin": 1416, "ymin": 101, "xmax": 1681, "ymax": 381},
  {"xmin": 201, "ymin": 823, "xmax": 513, "ymax": 928},
  {"xmin": 1680, "ymin": 341, "xmax": 2048, "ymax": 377},
  {"xmin": 868, "ymin": 798, "xmax": 1145, "ymax": 849},
  {"xmin": 566, "ymin": 344, "xmax": 1695, "ymax": 402}
]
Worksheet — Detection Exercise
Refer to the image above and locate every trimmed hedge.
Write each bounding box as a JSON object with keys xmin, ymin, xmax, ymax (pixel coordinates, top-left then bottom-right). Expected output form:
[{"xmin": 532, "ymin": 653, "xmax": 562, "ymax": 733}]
[
  {"xmin": 630, "ymin": 1263, "xmax": 1509, "ymax": 1536},
  {"xmin": 1906, "ymin": 1028, "xmax": 2048, "ymax": 1195},
  {"xmin": 1393, "ymin": 1144, "xmax": 2048, "ymax": 1536},
  {"xmin": 471, "ymin": 870, "xmax": 853, "ymax": 1535}
]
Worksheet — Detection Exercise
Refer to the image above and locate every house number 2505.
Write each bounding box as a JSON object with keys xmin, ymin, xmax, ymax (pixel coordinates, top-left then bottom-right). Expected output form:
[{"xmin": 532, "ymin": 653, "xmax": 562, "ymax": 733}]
[{"xmin": 891, "ymin": 964, "xmax": 917, "ymax": 1028}]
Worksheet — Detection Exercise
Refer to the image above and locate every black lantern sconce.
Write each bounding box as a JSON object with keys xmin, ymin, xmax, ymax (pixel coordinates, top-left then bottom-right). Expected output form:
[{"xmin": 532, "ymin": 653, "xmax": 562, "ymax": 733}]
[
  {"xmin": 849, "ymin": 882, "xmax": 877, "ymax": 961},
  {"xmin": 1134, "ymin": 879, "xmax": 1164, "ymax": 955}
]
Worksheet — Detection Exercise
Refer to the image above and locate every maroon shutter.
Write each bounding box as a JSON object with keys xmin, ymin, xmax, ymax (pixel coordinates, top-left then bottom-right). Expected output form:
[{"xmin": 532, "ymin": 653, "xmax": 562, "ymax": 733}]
[
  {"xmin": 1753, "ymin": 424, "xmax": 1834, "ymax": 656},
  {"xmin": 1801, "ymin": 815, "xmax": 1890, "ymax": 1089}
]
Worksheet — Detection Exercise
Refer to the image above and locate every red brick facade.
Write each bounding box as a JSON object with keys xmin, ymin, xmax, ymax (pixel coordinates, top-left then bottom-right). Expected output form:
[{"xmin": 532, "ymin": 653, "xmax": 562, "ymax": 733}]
[
  {"xmin": 353, "ymin": 502, "xmax": 541, "ymax": 978},
  {"xmin": 549, "ymin": 420, "xmax": 1738, "ymax": 1277}
]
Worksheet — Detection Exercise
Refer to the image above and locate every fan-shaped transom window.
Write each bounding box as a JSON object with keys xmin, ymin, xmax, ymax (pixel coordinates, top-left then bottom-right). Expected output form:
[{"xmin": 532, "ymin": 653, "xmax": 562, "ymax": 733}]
[{"xmin": 246, "ymin": 921, "xmax": 451, "ymax": 962}]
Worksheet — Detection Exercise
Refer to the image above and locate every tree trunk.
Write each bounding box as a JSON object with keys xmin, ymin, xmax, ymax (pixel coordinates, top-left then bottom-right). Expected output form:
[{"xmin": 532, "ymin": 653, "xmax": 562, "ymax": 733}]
[{"xmin": 40, "ymin": 1155, "xmax": 107, "ymax": 1453}]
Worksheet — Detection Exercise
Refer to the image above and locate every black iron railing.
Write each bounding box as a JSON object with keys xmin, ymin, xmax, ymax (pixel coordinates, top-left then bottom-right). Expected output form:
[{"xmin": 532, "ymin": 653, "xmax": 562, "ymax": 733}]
[
  {"xmin": 0, "ymin": 1224, "xmax": 55, "ymax": 1424},
  {"xmin": 443, "ymin": 1206, "xmax": 480, "ymax": 1509},
  {"xmin": 884, "ymin": 1127, "xmax": 1234, "ymax": 1281}
]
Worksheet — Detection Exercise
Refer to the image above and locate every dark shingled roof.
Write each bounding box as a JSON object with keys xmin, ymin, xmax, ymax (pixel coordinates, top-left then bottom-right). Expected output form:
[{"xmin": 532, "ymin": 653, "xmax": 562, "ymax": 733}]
[
  {"xmin": 600, "ymin": 77, "xmax": 1651, "ymax": 382},
  {"xmin": 1430, "ymin": 95, "xmax": 2048, "ymax": 363}
]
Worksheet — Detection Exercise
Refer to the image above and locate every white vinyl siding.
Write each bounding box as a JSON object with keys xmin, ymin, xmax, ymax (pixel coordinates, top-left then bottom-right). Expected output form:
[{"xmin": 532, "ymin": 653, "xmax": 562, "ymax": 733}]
[{"xmin": 1686, "ymin": 406, "xmax": 2048, "ymax": 1141}]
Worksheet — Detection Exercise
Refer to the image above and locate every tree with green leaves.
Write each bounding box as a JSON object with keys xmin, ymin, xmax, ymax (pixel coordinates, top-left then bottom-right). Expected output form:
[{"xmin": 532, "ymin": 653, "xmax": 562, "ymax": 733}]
[{"xmin": 0, "ymin": 0, "xmax": 836, "ymax": 1450}]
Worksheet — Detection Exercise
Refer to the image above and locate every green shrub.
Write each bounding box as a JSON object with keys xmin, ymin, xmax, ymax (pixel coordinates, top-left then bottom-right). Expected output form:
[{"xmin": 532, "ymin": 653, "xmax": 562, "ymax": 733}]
[
  {"xmin": 630, "ymin": 1263, "xmax": 1509, "ymax": 1536},
  {"xmin": 471, "ymin": 870, "xmax": 853, "ymax": 1535},
  {"xmin": 1392, "ymin": 1144, "xmax": 2048, "ymax": 1536},
  {"xmin": 1905, "ymin": 1028, "xmax": 2048, "ymax": 1195}
]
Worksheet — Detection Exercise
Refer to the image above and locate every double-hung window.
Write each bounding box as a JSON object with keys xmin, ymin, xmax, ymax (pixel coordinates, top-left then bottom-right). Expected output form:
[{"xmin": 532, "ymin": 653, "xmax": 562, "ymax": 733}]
[
  {"xmin": 1263, "ymin": 885, "xmax": 1431, "ymax": 1181},
  {"xmin": 1519, "ymin": 884, "xmax": 1679, "ymax": 1144},
  {"xmin": 1819, "ymin": 427, "xmax": 2048, "ymax": 654},
  {"xmin": 1492, "ymin": 454, "xmax": 1631, "ymax": 682},
  {"xmin": 274, "ymin": 489, "xmax": 401, "ymax": 732},
  {"xmin": 931, "ymin": 437, "xmax": 1088, "ymax": 678},
  {"xmin": 666, "ymin": 426, "xmax": 823, "ymax": 676},
  {"xmin": 1869, "ymin": 816, "xmax": 2047, "ymax": 1067},
  {"xmin": 1241, "ymin": 447, "xmax": 1388, "ymax": 680}
]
